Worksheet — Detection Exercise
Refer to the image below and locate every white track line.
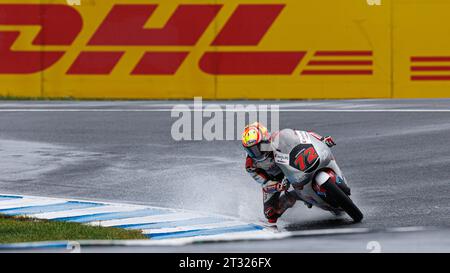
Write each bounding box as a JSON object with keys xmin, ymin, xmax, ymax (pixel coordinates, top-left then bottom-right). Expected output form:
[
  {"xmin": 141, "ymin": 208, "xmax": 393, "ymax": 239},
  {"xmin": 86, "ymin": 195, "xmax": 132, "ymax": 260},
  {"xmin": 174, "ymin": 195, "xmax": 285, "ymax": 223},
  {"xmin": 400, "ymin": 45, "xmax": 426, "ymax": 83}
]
[
  {"xmin": 88, "ymin": 212, "xmax": 203, "ymax": 227},
  {"xmin": 0, "ymin": 109, "xmax": 449, "ymax": 112},
  {"xmin": 141, "ymin": 230, "xmax": 281, "ymax": 245},
  {"xmin": 289, "ymin": 227, "xmax": 372, "ymax": 237},
  {"xmin": 386, "ymin": 226, "xmax": 428, "ymax": 233},
  {"xmin": 135, "ymin": 228, "xmax": 374, "ymax": 245},
  {"xmin": 104, "ymin": 226, "xmax": 432, "ymax": 246},
  {"xmin": 0, "ymin": 198, "xmax": 65, "ymax": 210},
  {"xmin": 31, "ymin": 205, "xmax": 145, "ymax": 220},
  {"xmin": 142, "ymin": 221, "xmax": 248, "ymax": 235}
]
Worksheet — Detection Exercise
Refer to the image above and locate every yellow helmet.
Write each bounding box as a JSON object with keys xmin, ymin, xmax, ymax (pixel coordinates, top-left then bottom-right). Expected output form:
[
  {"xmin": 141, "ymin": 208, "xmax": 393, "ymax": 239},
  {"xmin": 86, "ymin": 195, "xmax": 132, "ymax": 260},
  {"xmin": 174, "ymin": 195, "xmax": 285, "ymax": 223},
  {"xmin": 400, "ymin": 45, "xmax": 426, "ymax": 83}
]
[{"xmin": 241, "ymin": 122, "xmax": 271, "ymax": 160}]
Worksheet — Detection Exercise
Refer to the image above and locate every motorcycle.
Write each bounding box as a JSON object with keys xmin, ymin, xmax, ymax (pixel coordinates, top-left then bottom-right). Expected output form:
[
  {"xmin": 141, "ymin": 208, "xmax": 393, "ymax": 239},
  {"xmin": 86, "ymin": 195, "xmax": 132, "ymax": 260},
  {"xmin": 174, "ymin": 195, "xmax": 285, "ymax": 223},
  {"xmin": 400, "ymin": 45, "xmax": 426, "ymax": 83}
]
[{"xmin": 270, "ymin": 129, "xmax": 363, "ymax": 222}]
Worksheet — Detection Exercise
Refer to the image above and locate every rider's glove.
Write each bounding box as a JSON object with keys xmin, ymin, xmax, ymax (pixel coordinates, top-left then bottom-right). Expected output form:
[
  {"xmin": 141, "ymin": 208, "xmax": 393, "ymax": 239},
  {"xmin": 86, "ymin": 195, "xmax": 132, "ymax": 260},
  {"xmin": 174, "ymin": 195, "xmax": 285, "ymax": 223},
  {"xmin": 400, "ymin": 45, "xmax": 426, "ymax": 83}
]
[
  {"xmin": 276, "ymin": 178, "xmax": 290, "ymax": 192},
  {"xmin": 263, "ymin": 180, "xmax": 289, "ymax": 193},
  {"xmin": 324, "ymin": 136, "xmax": 336, "ymax": 147},
  {"xmin": 279, "ymin": 177, "xmax": 291, "ymax": 192}
]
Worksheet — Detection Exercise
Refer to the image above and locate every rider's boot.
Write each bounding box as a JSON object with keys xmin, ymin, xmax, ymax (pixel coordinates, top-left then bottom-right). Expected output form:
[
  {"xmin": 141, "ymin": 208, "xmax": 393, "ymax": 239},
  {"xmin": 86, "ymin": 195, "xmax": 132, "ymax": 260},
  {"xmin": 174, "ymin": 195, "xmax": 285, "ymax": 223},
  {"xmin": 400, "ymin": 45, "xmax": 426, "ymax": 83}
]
[
  {"xmin": 264, "ymin": 191, "xmax": 297, "ymax": 224},
  {"xmin": 275, "ymin": 191, "xmax": 297, "ymax": 219}
]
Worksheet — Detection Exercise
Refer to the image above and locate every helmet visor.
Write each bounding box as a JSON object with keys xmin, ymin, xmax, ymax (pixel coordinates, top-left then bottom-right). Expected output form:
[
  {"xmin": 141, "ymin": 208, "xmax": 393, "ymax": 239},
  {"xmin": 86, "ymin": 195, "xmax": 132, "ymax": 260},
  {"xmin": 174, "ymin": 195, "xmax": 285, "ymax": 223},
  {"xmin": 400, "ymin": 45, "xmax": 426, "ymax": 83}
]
[{"xmin": 245, "ymin": 142, "xmax": 271, "ymax": 160}]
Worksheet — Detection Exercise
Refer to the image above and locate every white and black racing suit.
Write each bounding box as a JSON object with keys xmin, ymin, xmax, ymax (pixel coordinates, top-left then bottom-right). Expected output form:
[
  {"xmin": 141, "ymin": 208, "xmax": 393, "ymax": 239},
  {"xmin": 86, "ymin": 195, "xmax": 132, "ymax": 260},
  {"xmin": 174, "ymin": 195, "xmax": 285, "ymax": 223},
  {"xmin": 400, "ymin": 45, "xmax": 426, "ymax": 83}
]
[{"xmin": 245, "ymin": 131, "xmax": 335, "ymax": 223}]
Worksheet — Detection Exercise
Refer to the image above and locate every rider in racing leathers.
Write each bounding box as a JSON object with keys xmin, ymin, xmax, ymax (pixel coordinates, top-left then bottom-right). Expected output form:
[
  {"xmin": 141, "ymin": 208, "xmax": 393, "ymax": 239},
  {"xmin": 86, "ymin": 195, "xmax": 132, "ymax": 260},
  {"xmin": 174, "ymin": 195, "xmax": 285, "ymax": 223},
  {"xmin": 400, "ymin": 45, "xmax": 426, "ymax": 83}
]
[{"xmin": 242, "ymin": 122, "xmax": 336, "ymax": 224}]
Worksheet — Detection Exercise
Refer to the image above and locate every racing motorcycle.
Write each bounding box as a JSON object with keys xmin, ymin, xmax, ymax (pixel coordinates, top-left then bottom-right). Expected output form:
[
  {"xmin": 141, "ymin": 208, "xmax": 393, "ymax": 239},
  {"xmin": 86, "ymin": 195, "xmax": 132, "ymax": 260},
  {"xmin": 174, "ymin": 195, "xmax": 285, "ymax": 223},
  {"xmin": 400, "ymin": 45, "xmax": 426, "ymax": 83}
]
[{"xmin": 271, "ymin": 129, "xmax": 363, "ymax": 222}]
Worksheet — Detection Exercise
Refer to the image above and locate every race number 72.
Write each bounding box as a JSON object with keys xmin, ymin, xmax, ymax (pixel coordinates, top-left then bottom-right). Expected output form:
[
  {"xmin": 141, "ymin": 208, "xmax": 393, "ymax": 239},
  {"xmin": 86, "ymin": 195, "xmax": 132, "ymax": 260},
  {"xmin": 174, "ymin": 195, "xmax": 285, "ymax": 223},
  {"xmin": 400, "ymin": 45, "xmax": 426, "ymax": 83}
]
[{"xmin": 294, "ymin": 147, "xmax": 318, "ymax": 171}]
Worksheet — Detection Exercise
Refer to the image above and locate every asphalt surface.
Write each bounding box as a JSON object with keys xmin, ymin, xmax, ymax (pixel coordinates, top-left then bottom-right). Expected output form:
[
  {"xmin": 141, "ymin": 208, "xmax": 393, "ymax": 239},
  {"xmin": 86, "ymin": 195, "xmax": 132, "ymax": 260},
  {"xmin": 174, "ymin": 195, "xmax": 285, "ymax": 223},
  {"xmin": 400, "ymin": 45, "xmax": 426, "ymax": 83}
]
[
  {"xmin": 0, "ymin": 99, "xmax": 449, "ymax": 252},
  {"xmin": 76, "ymin": 228, "xmax": 450, "ymax": 253}
]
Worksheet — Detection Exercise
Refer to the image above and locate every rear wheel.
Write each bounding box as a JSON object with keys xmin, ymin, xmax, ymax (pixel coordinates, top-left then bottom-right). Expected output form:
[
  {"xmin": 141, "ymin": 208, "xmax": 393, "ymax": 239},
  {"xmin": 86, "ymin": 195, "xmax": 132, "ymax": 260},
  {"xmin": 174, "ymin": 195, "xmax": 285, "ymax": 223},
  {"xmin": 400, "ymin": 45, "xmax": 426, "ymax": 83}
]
[{"xmin": 322, "ymin": 180, "xmax": 363, "ymax": 222}]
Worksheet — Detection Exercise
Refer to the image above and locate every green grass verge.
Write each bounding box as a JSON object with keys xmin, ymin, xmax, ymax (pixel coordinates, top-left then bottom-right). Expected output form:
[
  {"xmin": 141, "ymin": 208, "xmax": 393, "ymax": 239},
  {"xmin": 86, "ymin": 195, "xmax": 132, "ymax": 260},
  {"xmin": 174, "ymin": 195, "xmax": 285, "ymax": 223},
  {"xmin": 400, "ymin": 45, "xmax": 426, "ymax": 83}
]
[{"xmin": 0, "ymin": 215, "xmax": 147, "ymax": 244}]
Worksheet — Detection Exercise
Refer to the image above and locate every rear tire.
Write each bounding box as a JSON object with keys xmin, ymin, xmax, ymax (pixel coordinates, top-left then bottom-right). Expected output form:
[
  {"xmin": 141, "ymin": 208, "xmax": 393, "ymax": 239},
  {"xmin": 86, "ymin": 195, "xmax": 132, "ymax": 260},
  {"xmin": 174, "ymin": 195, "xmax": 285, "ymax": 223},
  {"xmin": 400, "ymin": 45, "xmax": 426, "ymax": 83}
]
[{"xmin": 322, "ymin": 180, "xmax": 363, "ymax": 223}]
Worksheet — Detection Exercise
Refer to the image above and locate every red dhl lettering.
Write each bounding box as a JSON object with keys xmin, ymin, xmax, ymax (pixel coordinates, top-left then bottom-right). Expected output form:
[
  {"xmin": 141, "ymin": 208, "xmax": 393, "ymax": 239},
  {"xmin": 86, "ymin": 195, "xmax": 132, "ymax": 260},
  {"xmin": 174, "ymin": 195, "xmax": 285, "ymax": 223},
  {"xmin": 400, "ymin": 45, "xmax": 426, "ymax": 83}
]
[
  {"xmin": 0, "ymin": 3, "xmax": 373, "ymax": 76},
  {"xmin": 0, "ymin": 4, "xmax": 82, "ymax": 74}
]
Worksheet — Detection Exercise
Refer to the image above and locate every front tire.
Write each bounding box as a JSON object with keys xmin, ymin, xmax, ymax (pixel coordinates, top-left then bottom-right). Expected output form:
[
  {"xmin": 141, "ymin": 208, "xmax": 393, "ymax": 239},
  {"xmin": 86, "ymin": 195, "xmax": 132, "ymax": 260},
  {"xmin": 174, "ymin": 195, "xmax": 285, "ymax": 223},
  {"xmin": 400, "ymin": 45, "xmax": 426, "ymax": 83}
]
[{"xmin": 322, "ymin": 180, "xmax": 363, "ymax": 223}]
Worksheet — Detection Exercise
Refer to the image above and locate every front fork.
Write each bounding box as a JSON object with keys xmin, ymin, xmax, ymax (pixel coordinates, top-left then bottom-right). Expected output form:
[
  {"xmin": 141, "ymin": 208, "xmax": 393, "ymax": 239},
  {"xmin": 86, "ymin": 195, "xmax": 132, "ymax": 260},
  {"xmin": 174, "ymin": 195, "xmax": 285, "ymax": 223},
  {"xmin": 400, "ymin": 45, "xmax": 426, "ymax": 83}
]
[
  {"xmin": 312, "ymin": 169, "xmax": 351, "ymax": 209},
  {"xmin": 314, "ymin": 169, "xmax": 351, "ymax": 196},
  {"xmin": 291, "ymin": 169, "xmax": 351, "ymax": 211}
]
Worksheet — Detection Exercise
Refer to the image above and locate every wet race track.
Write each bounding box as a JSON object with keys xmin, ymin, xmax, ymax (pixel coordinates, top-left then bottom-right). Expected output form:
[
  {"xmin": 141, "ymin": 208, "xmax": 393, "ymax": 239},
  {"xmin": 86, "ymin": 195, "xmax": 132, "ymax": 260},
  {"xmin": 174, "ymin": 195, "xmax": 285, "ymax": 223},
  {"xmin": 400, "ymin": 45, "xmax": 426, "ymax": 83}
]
[{"xmin": 0, "ymin": 99, "xmax": 449, "ymax": 252}]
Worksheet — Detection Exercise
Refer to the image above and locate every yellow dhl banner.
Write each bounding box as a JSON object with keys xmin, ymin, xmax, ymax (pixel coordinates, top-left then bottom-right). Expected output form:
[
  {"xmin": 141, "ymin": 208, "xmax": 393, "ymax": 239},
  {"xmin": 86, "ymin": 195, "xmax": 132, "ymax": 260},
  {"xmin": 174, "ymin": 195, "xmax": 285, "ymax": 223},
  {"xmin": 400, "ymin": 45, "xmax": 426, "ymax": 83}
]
[{"xmin": 0, "ymin": 0, "xmax": 448, "ymax": 99}]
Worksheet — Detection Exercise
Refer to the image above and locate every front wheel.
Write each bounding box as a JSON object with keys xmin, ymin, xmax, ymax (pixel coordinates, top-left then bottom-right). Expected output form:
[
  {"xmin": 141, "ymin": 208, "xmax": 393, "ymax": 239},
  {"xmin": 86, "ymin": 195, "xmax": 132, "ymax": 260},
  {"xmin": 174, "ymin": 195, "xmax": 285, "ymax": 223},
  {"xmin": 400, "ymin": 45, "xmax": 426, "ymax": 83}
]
[{"xmin": 322, "ymin": 181, "xmax": 364, "ymax": 222}]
